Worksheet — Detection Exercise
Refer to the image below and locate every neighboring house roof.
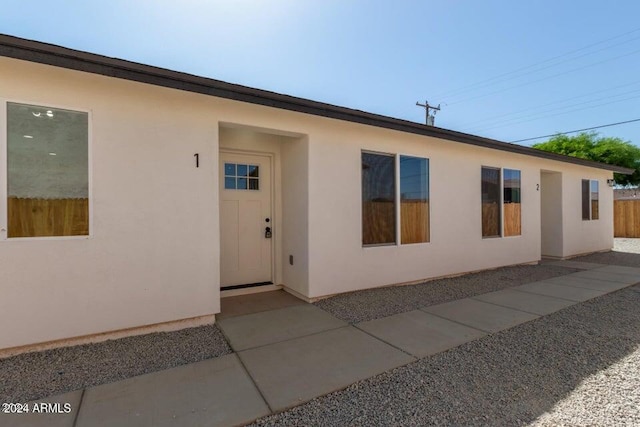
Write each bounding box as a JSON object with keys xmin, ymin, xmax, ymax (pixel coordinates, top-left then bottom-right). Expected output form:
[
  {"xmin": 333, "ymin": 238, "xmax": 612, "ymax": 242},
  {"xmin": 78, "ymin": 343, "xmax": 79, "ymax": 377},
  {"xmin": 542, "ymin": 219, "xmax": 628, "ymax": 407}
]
[{"xmin": 0, "ymin": 34, "xmax": 634, "ymax": 175}]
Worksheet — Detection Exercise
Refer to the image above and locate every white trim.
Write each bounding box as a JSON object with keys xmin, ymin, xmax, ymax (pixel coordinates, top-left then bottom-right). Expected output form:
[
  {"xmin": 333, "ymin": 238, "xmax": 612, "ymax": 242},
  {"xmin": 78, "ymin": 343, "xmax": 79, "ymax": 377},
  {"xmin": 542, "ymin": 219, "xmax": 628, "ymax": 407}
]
[{"xmin": 1, "ymin": 98, "xmax": 93, "ymax": 241}]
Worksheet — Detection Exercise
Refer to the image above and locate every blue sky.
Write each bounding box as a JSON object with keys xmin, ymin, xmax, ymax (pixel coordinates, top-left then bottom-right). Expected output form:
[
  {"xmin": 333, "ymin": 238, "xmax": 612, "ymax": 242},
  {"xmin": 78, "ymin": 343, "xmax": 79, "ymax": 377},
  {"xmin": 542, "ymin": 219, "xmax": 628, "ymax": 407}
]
[{"xmin": 2, "ymin": 0, "xmax": 640, "ymax": 147}]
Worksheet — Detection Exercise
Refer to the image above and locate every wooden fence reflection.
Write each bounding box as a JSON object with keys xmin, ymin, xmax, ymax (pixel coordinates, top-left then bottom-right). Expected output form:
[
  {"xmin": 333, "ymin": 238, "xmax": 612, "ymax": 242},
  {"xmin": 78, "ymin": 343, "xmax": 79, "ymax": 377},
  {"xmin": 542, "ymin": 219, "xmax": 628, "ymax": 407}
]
[
  {"xmin": 362, "ymin": 201, "xmax": 430, "ymax": 244},
  {"xmin": 8, "ymin": 197, "xmax": 89, "ymax": 238}
]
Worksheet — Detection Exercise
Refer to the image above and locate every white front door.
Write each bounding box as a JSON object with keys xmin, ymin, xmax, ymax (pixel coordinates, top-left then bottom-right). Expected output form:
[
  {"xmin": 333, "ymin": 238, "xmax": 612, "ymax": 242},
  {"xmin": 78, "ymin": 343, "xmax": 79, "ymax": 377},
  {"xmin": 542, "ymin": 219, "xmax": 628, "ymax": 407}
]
[{"xmin": 220, "ymin": 151, "xmax": 273, "ymax": 288}]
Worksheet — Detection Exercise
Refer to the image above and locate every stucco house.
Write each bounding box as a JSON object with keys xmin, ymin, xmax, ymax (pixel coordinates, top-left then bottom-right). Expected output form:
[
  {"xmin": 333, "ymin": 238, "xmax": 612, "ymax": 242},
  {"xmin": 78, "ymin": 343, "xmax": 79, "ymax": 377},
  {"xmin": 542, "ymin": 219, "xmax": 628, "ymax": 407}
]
[{"xmin": 0, "ymin": 34, "xmax": 632, "ymax": 355}]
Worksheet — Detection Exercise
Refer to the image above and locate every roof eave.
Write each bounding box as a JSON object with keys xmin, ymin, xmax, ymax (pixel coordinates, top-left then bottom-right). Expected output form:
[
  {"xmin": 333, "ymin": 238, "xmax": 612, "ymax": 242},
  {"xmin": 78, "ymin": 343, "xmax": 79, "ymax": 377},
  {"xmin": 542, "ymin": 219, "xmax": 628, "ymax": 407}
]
[{"xmin": 0, "ymin": 34, "xmax": 634, "ymax": 175}]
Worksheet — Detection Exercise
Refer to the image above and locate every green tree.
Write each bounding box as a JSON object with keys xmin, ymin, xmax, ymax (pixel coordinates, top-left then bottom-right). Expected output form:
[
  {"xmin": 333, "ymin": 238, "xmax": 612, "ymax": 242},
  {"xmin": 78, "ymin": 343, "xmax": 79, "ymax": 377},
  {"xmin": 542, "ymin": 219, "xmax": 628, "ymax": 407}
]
[{"xmin": 533, "ymin": 132, "xmax": 640, "ymax": 186}]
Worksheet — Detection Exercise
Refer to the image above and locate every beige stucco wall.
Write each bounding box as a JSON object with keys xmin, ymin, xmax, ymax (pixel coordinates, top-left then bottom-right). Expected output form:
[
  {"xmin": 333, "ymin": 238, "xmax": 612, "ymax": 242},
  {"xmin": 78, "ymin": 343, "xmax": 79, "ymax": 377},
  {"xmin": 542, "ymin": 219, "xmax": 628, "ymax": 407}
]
[
  {"xmin": 0, "ymin": 58, "xmax": 222, "ymax": 350},
  {"xmin": 0, "ymin": 56, "xmax": 615, "ymax": 350},
  {"xmin": 560, "ymin": 167, "xmax": 614, "ymax": 257}
]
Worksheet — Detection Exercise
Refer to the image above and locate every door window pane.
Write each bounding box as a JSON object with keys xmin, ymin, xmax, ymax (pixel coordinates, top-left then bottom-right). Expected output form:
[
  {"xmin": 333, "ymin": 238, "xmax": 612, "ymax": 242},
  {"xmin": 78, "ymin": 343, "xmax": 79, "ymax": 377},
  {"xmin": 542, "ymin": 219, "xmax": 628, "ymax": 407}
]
[
  {"xmin": 503, "ymin": 169, "xmax": 521, "ymax": 236},
  {"xmin": 7, "ymin": 102, "xmax": 89, "ymax": 237},
  {"xmin": 224, "ymin": 177, "xmax": 236, "ymax": 189},
  {"xmin": 482, "ymin": 167, "xmax": 501, "ymax": 237},
  {"xmin": 400, "ymin": 156, "xmax": 429, "ymax": 244},
  {"xmin": 223, "ymin": 163, "xmax": 259, "ymax": 191},
  {"xmin": 362, "ymin": 152, "xmax": 396, "ymax": 245},
  {"xmin": 224, "ymin": 163, "xmax": 235, "ymax": 175}
]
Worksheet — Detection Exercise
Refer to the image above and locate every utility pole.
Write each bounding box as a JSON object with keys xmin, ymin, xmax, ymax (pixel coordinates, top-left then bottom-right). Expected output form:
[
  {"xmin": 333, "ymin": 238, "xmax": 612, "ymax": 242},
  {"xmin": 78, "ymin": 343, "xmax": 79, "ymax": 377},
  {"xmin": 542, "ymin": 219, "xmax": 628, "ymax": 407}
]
[{"xmin": 416, "ymin": 100, "xmax": 440, "ymax": 126}]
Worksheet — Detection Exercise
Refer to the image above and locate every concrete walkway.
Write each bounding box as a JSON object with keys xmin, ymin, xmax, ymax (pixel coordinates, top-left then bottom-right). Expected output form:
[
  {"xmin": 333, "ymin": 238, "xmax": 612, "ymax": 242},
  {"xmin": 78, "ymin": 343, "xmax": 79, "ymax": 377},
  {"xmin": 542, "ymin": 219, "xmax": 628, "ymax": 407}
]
[{"xmin": 4, "ymin": 262, "xmax": 640, "ymax": 427}]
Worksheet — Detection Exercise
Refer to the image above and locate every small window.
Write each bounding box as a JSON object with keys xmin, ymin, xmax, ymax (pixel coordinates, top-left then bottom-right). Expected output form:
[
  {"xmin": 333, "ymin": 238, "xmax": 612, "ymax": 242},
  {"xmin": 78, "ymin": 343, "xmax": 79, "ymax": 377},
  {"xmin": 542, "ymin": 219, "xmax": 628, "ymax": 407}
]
[
  {"xmin": 582, "ymin": 179, "xmax": 599, "ymax": 220},
  {"xmin": 224, "ymin": 163, "xmax": 259, "ymax": 190},
  {"xmin": 362, "ymin": 152, "xmax": 395, "ymax": 245},
  {"xmin": 400, "ymin": 156, "xmax": 429, "ymax": 244},
  {"xmin": 503, "ymin": 169, "xmax": 521, "ymax": 236},
  {"xmin": 7, "ymin": 102, "xmax": 89, "ymax": 237},
  {"xmin": 481, "ymin": 167, "xmax": 501, "ymax": 237}
]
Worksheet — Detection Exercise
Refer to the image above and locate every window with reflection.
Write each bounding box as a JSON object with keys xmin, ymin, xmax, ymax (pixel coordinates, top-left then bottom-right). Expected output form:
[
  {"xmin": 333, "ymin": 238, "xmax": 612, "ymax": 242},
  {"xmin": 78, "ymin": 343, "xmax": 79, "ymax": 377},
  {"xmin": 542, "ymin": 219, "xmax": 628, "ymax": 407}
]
[
  {"xmin": 582, "ymin": 179, "xmax": 599, "ymax": 220},
  {"xmin": 400, "ymin": 156, "xmax": 429, "ymax": 244},
  {"xmin": 503, "ymin": 169, "xmax": 521, "ymax": 236},
  {"xmin": 362, "ymin": 152, "xmax": 395, "ymax": 245},
  {"xmin": 7, "ymin": 102, "xmax": 89, "ymax": 237},
  {"xmin": 481, "ymin": 167, "xmax": 501, "ymax": 237}
]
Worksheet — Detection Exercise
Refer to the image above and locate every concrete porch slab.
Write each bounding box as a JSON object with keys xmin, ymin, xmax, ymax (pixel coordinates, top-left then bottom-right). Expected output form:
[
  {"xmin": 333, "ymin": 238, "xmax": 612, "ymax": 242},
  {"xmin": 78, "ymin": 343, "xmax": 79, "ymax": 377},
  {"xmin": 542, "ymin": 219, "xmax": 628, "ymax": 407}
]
[
  {"xmin": 542, "ymin": 260, "xmax": 606, "ymax": 270},
  {"xmin": 357, "ymin": 310, "xmax": 487, "ymax": 358},
  {"xmin": 421, "ymin": 298, "xmax": 539, "ymax": 333},
  {"xmin": 472, "ymin": 288, "xmax": 576, "ymax": 315},
  {"xmin": 542, "ymin": 275, "xmax": 630, "ymax": 292},
  {"xmin": 570, "ymin": 270, "xmax": 640, "ymax": 285},
  {"xmin": 513, "ymin": 281, "xmax": 605, "ymax": 302},
  {"xmin": 2, "ymin": 390, "xmax": 82, "ymax": 427},
  {"xmin": 75, "ymin": 354, "xmax": 269, "ymax": 427},
  {"xmin": 218, "ymin": 304, "xmax": 347, "ymax": 351},
  {"xmin": 218, "ymin": 290, "xmax": 305, "ymax": 320},
  {"xmin": 238, "ymin": 326, "xmax": 415, "ymax": 412}
]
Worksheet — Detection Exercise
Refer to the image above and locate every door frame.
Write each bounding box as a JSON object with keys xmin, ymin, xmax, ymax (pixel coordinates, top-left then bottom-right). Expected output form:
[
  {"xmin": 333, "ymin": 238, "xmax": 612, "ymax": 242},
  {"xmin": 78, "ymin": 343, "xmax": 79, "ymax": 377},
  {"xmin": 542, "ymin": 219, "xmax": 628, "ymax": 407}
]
[{"xmin": 219, "ymin": 148, "xmax": 277, "ymax": 289}]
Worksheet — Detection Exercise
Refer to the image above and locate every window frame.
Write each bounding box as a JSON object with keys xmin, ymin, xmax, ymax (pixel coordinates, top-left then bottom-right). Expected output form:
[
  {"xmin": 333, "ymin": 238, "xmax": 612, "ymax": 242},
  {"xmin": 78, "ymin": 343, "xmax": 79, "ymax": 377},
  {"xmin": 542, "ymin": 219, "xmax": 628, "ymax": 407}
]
[
  {"xmin": 581, "ymin": 179, "xmax": 599, "ymax": 221},
  {"xmin": 0, "ymin": 99, "xmax": 93, "ymax": 241},
  {"xmin": 481, "ymin": 165, "xmax": 522, "ymax": 239},
  {"xmin": 361, "ymin": 150, "xmax": 430, "ymax": 248}
]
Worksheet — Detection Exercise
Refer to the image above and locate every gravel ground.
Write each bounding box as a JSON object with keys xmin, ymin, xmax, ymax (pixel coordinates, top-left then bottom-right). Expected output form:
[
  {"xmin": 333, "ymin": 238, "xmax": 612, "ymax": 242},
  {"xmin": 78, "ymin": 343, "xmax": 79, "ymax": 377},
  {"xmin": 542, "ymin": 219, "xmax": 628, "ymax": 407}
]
[
  {"xmin": 573, "ymin": 238, "xmax": 640, "ymax": 266},
  {"xmin": 0, "ymin": 324, "xmax": 231, "ymax": 403},
  {"xmin": 613, "ymin": 237, "xmax": 640, "ymax": 254},
  {"xmin": 315, "ymin": 264, "xmax": 579, "ymax": 324},
  {"xmin": 254, "ymin": 285, "xmax": 640, "ymax": 426}
]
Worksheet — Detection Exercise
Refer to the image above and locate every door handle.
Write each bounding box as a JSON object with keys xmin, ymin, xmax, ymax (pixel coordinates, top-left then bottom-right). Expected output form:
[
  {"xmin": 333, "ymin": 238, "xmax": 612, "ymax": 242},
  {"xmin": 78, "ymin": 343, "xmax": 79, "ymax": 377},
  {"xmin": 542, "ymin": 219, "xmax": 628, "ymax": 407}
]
[{"xmin": 265, "ymin": 227, "xmax": 272, "ymax": 238}]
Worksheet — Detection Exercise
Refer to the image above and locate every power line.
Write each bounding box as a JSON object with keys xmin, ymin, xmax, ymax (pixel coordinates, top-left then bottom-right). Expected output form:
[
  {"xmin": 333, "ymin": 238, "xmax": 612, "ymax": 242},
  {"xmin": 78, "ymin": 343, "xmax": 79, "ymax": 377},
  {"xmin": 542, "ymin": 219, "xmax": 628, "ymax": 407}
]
[
  {"xmin": 469, "ymin": 90, "xmax": 640, "ymax": 133},
  {"xmin": 447, "ymin": 47, "xmax": 640, "ymax": 106},
  {"xmin": 511, "ymin": 118, "xmax": 640, "ymax": 143},
  {"xmin": 460, "ymin": 79, "xmax": 640, "ymax": 130},
  {"xmin": 433, "ymin": 26, "xmax": 640, "ymax": 101},
  {"xmin": 441, "ymin": 34, "xmax": 640, "ymax": 103}
]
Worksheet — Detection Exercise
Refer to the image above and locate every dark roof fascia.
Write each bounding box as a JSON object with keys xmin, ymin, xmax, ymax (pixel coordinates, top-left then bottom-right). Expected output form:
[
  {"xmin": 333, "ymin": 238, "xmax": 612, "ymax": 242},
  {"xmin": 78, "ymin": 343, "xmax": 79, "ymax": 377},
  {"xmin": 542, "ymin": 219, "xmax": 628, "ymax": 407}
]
[{"xmin": 0, "ymin": 34, "xmax": 633, "ymax": 175}]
